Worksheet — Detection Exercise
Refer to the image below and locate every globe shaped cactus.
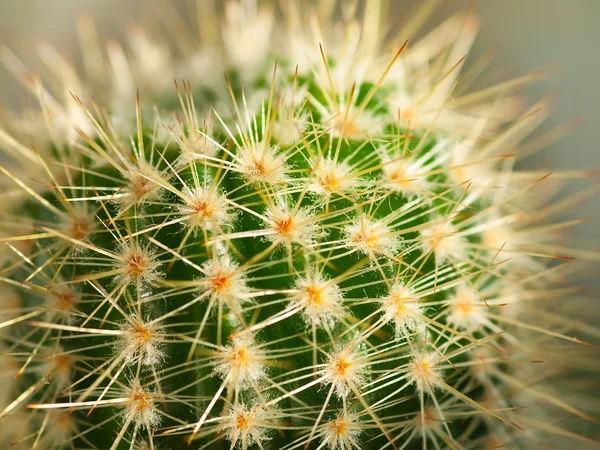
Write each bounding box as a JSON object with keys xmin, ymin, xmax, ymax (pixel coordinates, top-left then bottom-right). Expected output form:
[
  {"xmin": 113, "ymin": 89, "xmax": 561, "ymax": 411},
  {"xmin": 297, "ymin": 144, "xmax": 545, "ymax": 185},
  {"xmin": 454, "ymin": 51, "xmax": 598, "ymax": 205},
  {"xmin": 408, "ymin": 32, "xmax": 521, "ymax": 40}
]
[{"xmin": 0, "ymin": 1, "xmax": 597, "ymax": 449}]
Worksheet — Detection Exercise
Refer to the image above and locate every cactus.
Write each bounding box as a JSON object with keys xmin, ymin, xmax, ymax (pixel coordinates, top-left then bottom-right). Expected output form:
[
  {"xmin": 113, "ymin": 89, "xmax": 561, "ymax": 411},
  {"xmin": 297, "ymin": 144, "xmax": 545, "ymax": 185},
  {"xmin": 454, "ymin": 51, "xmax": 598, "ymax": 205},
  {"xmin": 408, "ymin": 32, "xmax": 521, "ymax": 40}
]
[{"xmin": 0, "ymin": 1, "xmax": 597, "ymax": 449}]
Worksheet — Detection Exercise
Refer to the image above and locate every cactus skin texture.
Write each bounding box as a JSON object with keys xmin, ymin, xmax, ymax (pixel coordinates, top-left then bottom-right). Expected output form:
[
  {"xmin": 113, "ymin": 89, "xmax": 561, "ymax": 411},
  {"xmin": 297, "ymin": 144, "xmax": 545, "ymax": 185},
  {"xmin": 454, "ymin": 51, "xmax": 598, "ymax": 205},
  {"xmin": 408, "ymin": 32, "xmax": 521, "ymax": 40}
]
[{"xmin": 0, "ymin": 1, "xmax": 598, "ymax": 449}]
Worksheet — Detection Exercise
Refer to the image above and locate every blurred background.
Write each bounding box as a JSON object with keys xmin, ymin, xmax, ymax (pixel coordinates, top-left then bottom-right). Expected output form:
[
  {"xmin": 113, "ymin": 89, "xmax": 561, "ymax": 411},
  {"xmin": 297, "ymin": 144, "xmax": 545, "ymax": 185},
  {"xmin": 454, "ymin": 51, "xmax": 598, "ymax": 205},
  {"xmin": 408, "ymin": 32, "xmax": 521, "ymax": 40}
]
[{"xmin": 0, "ymin": 0, "xmax": 598, "ymax": 270}]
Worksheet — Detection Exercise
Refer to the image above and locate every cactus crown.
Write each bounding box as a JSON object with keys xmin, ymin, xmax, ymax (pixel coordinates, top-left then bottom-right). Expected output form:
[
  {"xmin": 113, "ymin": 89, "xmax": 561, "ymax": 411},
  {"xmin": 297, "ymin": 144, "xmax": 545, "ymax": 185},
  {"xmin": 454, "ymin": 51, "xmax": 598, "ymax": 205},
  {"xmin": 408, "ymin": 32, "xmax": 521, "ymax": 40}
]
[{"xmin": 0, "ymin": 1, "xmax": 597, "ymax": 449}]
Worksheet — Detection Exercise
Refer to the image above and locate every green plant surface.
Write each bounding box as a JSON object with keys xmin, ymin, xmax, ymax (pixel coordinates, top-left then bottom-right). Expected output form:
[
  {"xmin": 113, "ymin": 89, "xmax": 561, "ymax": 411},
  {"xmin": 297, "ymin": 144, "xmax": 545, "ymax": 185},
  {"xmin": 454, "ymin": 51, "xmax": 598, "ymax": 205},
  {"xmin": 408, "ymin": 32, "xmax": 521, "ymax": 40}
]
[{"xmin": 0, "ymin": 2, "xmax": 598, "ymax": 449}]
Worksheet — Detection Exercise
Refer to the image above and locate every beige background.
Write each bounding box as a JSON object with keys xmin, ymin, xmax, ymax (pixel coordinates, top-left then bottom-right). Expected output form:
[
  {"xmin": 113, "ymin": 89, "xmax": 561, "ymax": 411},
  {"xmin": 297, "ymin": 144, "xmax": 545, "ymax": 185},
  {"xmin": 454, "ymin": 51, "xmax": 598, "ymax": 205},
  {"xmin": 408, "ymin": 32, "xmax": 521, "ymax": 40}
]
[{"xmin": 0, "ymin": 0, "xmax": 598, "ymax": 262}]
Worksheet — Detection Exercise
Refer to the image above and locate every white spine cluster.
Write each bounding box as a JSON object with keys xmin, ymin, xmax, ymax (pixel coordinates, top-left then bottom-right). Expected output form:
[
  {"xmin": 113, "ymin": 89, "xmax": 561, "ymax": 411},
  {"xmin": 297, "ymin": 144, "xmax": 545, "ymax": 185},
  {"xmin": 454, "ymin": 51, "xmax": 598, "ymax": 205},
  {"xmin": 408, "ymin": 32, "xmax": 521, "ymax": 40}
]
[{"xmin": 0, "ymin": 1, "xmax": 596, "ymax": 450}]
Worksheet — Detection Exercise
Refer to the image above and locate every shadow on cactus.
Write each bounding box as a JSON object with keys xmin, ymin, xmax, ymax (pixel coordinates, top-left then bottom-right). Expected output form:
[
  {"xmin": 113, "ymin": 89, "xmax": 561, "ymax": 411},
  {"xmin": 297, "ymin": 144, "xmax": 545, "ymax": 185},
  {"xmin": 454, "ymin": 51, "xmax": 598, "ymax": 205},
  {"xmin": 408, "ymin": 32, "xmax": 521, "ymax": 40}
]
[{"xmin": 0, "ymin": 1, "xmax": 598, "ymax": 449}]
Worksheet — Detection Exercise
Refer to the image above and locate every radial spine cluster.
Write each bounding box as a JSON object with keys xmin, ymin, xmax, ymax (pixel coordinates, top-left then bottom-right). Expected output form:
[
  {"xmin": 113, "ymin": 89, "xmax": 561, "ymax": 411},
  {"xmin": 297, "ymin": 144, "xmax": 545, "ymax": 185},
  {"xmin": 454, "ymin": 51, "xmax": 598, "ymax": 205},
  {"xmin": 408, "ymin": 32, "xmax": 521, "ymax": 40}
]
[{"xmin": 0, "ymin": 1, "xmax": 597, "ymax": 449}]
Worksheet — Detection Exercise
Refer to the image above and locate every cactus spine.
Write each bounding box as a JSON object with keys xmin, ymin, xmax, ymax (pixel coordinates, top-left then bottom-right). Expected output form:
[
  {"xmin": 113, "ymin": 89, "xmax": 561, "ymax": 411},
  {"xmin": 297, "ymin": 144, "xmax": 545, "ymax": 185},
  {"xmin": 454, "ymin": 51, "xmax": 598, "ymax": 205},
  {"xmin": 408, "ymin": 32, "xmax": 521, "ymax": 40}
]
[{"xmin": 0, "ymin": 1, "xmax": 597, "ymax": 449}]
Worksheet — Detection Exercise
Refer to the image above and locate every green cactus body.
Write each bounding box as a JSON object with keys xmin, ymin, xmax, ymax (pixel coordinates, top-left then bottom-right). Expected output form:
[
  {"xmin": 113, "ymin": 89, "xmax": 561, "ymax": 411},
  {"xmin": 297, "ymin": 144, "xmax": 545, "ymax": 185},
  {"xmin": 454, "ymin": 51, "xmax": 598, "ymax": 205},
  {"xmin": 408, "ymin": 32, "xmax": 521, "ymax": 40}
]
[{"xmin": 0, "ymin": 1, "xmax": 597, "ymax": 449}]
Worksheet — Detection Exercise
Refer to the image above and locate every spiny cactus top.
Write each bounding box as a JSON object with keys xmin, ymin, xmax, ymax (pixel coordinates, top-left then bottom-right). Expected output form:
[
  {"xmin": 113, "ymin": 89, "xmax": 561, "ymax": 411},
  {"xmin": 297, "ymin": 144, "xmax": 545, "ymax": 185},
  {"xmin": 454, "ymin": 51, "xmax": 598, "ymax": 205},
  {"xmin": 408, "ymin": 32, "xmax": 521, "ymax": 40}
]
[{"xmin": 0, "ymin": 1, "xmax": 598, "ymax": 449}]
